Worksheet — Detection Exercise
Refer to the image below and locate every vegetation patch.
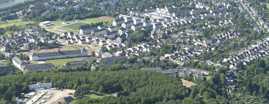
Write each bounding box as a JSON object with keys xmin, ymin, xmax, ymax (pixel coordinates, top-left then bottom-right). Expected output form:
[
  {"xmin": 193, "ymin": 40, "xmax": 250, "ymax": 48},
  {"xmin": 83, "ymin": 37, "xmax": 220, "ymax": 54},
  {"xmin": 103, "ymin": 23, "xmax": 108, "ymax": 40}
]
[
  {"xmin": 86, "ymin": 94, "xmax": 105, "ymax": 99},
  {"xmin": 0, "ymin": 19, "xmax": 34, "ymax": 29}
]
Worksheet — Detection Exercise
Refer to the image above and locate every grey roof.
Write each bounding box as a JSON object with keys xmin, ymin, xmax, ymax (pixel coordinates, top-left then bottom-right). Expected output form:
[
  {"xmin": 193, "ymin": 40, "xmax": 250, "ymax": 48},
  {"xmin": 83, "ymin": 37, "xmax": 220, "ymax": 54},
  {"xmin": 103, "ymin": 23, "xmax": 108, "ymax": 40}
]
[
  {"xmin": 24, "ymin": 64, "xmax": 55, "ymax": 72},
  {"xmin": 33, "ymin": 49, "xmax": 88, "ymax": 58}
]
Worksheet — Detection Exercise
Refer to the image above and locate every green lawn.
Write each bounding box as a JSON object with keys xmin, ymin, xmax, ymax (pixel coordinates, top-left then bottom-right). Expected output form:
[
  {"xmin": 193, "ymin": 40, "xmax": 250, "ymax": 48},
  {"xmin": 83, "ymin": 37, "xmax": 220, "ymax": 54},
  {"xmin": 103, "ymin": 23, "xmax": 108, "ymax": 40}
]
[
  {"xmin": 0, "ymin": 19, "xmax": 34, "ymax": 29},
  {"xmin": 46, "ymin": 57, "xmax": 87, "ymax": 66},
  {"xmin": 72, "ymin": 93, "xmax": 113, "ymax": 104},
  {"xmin": 44, "ymin": 16, "xmax": 113, "ymax": 34},
  {"xmin": 79, "ymin": 17, "xmax": 112, "ymax": 24},
  {"xmin": 31, "ymin": 57, "xmax": 86, "ymax": 67},
  {"xmin": 86, "ymin": 94, "xmax": 105, "ymax": 99}
]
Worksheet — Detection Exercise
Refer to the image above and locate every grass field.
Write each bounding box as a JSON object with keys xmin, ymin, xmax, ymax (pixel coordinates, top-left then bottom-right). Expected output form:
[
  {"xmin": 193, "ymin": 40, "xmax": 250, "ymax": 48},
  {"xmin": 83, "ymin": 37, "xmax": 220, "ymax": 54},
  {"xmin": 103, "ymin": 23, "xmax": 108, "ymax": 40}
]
[
  {"xmin": 0, "ymin": 19, "xmax": 35, "ymax": 36},
  {"xmin": 44, "ymin": 16, "xmax": 113, "ymax": 34},
  {"xmin": 31, "ymin": 57, "xmax": 87, "ymax": 67},
  {"xmin": 0, "ymin": 19, "xmax": 35, "ymax": 29},
  {"xmin": 45, "ymin": 57, "xmax": 85, "ymax": 67},
  {"xmin": 86, "ymin": 94, "xmax": 105, "ymax": 99},
  {"xmin": 72, "ymin": 93, "xmax": 113, "ymax": 103},
  {"xmin": 46, "ymin": 57, "xmax": 86, "ymax": 66}
]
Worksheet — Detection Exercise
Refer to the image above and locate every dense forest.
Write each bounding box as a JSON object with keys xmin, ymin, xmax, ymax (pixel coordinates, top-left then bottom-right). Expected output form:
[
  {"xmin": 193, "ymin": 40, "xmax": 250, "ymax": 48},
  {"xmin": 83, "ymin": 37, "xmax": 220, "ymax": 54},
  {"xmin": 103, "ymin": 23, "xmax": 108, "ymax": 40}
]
[
  {"xmin": 0, "ymin": 0, "xmax": 269, "ymax": 104},
  {"xmin": 0, "ymin": 60, "xmax": 268, "ymax": 104}
]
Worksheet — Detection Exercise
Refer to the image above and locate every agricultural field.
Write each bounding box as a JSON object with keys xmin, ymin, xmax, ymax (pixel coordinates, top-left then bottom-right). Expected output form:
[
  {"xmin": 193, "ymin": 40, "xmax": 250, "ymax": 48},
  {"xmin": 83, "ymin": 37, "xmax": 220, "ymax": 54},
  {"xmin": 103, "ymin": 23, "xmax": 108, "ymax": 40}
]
[{"xmin": 43, "ymin": 16, "xmax": 113, "ymax": 34}]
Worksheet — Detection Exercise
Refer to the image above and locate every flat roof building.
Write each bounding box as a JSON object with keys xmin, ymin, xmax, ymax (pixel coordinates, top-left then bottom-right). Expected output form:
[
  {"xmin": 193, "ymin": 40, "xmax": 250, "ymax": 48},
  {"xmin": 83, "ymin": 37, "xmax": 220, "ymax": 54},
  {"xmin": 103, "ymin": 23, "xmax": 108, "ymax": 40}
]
[{"xmin": 29, "ymin": 48, "xmax": 90, "ymax": 61}]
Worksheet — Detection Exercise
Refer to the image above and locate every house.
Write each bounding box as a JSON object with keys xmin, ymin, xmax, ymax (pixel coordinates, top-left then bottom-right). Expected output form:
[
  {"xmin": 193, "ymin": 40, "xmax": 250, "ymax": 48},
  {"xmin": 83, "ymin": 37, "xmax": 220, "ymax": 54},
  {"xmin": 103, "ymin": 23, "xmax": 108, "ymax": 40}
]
[
  {"xmin": 112, "ymin": 16, "xmax": 125, "ymax": 27},
  {"xmin": 29, "ymin": 48, "xmax": 90, "ymax": 61},
  {"xmin": 121, "ymin": 21, "xmax": 134, "ymax": 29},
  {"xmin": 79, "ymin": 26, "xmax": 96, "ymax": 35},
  {"xmin": 80, "ymin": 25, "xmax": 110, "ymax": 36}
]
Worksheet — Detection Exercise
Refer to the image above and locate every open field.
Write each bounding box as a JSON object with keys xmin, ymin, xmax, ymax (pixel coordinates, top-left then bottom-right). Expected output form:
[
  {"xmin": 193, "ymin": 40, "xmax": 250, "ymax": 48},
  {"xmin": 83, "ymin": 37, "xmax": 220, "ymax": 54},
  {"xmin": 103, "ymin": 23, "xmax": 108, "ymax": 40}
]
[
  {"xmin": 43, "ymin": 16, "xmax": 113, "ymax": 34},
  {"xmin": 32, "ymin": 57, "xmax": 87, "ymax": 67},
  {"xmin": 72, "ymin": 93, "xmax": 114, "ymax": 103},
  {"xmin": 0, "ymin": 19, "xmax": 35, "ymax": 29}
]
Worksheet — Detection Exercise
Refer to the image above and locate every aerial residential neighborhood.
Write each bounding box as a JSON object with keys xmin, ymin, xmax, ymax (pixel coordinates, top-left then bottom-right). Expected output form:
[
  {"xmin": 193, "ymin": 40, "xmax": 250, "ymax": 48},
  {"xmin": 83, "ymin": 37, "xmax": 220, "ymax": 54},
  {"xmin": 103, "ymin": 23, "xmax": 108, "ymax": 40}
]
[{"xmin": 0, "ymin": 0, "xmax": 269, "ymax": 104}]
